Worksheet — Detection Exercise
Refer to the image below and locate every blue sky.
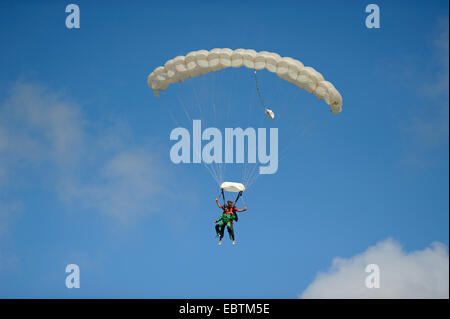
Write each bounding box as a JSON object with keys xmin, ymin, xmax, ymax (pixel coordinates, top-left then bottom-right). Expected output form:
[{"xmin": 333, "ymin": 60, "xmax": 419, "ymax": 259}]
[{"xmin": 0, "ymin": 0, "xmax": 448, "ymax": 298}]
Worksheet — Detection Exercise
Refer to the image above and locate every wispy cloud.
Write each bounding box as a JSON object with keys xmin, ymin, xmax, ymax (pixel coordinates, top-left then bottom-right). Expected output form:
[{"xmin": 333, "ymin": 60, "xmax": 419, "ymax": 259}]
[
  {"xmin": 0, "ymin": 82, "xmax": 85, "ymax": 238},
  {"xmin": 63, "ymin": 149, "xmax": 169, "ymax": 222},
  {"xmin": 0, "ymin": 83, "xmax": 83, "ymax": 192},
  {"xmin": 300, "ymin": 239, "xmax": 449, "ymax": 298},
  {"xmin": 0, "ymin": 82, "xmax": 174, "ymax": 226},
  {"xmin": 0, "ymin": 200, "xmax": 22, "ymax": 238},
  {"xmin": 0, "ymin": 82, "xmax": 84, "ymax": 167},
  {"xmin": 401, "ymin": 18, "xmax": 449, "ymax": 168}
]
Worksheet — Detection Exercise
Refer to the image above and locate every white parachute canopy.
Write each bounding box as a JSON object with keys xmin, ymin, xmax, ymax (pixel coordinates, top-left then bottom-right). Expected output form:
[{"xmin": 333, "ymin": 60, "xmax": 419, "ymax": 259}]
[
  {"xmin": 147, "ymin": 48, "xmax": 343, "ymax": 114},
  {"xmin": 220, "ymin": 182, "xmax": 246, "ymax": 193}
]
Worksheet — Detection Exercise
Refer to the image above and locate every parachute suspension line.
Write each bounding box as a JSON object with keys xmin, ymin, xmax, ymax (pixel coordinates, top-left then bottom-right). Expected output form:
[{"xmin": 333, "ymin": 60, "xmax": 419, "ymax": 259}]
[
  {"xmin": 219, "ymin": 68, "xmax": 238, "ymax": 186},
  {"xmin": 211, "ymin": 71, "xmax": 225, "ymax": 185},
  {"xmin": 161, "ymin": 99, "xmax": 224, "ymax": 186},
  {"xmin": 176, "ymin": 91, "xmax": 193, "ymax": 124},
  {"xmin": 254, "ymin": 70, "xmax": 268, "ymax": 111},
  {"xmin": 208, "ymin": 72, "xmax": 220, "ymax": 182},
  {"xmin": 159, "ymin": 97, "xmax": 181, "ymax": 128},
  {"xmin": 176, "ymin": 90, "xmax": 221, "ymax": 185},
  {"xmin": 189, "ymin": 80, "xmax": 205, "ymax": 127},
  {"xmin": 215, "ymin": 70, "xmax": 226, "ymax": 185},
  {"xmin": 162, "ymin": 92, "xmax": 221, "ymax": 186},
  {"xmin": 242, "ymin": 72, "xmax": 273, "ymax": 189},
  {"xmin": 277, "ymin": 92, "xmax": 312, "ymax": 161},
  {"xmin": 242, "ymin": 162, "xmax": 249, "ymax": 187},
  {"xmin": 202, "ymin": 154, "xmax": 221, "ymax": 185},
  {"xmin": 226, "ymin": 67, "xmax": 238, "ymax": 126},
  {"xmin": 164, "ymin": 95, "xmax": 226, "ymax": 185},
  {"xmin": 233, "ymin": 191, "xmax": 243, "ymax": 207},
  {"xmin": 180, "ymin": 105, "xmax": 220, "ymax": 185},
  {"xmin": 240, "ymin": 71, "xmax": 258, "ymax": 188},
  {"xmin": 244, "ymin": 161, "xmax": 261, "ymax": 189},
  {"xmin": 241, "ymin": 166, "xmax": 248, "ymax": 189},
  {"xmin": 246, "ymin": 167, "xmax": 258, "ymax": 188},
  {"xmin": 243, "ymin": 83, "xmax": 259, "ymax": 189},
  {"xmin": 222, "ymin": 72, "xmax": 243, "ymax": 185},
  {"xmin": 212, "ymin": 71, "xmax": 217, "ymax": 126},
  {"xmin": 161, "ymin": 91, "xmax": 219, "ymax": 185},
  {"xmin": 244, "ymin": 91, "xmax": 263, "ymax": 187},
  {"xmin": 276, "ymin": 90, "xmax": 300, "ymax": 122},
  {"xmin": 189, "ymin": 76, "xmax": 224, "ymax": 186}
]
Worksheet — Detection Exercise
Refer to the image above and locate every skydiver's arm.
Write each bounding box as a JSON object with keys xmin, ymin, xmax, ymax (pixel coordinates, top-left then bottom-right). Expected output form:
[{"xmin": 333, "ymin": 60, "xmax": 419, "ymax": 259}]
[
  {"xmin": 215, "ymin": 198, "xmax": 223, "ymax": 209},
  {"xmin": 236, "ymin": 205, "xmax": 247, "ymax": 212}
]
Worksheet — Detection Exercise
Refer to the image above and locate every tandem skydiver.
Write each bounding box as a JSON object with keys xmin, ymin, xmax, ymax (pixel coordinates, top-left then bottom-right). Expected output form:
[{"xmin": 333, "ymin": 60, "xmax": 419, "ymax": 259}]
[{"xmin": 215, "ymin": 198, "xmax": 247, "ymax": 245}]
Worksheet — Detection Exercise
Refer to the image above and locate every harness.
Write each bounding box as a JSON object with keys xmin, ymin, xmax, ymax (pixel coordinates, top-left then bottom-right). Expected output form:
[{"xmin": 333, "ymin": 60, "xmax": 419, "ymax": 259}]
[{"xmin": 223, "ymin": 208, "xmax": 236, "ymax": 224}]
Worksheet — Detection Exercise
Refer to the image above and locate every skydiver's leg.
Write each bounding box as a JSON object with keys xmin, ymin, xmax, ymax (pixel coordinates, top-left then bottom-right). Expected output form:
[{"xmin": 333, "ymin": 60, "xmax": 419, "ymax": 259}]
[
  {"xmin": 220, "ymin": 224, "xmax": 225, "ymax": 238},
  {"xmin": 215, "ymin": 221, "xmax": 224, "ymax": 238},
  {"xmin": 226, "ymin": 222, "xmax": 235, "ymax": 241},
  {"xmin": 215, "ymin": 224, "xmax": 221, "ymax": 237}
]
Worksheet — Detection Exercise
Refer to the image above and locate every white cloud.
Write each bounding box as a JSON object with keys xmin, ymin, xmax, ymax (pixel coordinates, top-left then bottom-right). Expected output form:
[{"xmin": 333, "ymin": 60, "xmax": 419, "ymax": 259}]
[
  {"xmin": 402, "ymin": 18, "xmax": 449, "ymax": 167},
  {"xmin": 425, "ymin": 18, "xmax": 449, "ymax": 97},
  {"xmin": 0, "ymin": 82, "xmax": 84, "ymax": 168},
  {"xmin": 0, "ymin": 82, "xmax": 174, "ymax": 224},
  {"xmin": 64, "ymin": 149, "xmax": 169, "ymax": 221},
  {"xmin": 301, "ymin": 239, "xmax": 449, "ymax": 298},
  {"xmin": 0, "ymin": 82, "xmax": 85, "ymax": 237}
]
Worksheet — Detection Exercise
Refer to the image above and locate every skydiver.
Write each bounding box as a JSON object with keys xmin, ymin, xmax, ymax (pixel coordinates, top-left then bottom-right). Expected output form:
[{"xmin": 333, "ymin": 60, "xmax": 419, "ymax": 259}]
[
  {"xmin": 215, "ymin": 198, "xmax": 247, "ymax": 245},
  {"xmin": 215, "ymin": 204, "xmax": 227, "ymax": 242}
]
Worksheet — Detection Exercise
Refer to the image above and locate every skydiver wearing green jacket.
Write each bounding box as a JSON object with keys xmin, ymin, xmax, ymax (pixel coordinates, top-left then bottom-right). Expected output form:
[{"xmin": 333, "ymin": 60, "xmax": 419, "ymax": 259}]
[{"xmin": 215, "ymin": 198, "xmax": 247, "ymax": 245}]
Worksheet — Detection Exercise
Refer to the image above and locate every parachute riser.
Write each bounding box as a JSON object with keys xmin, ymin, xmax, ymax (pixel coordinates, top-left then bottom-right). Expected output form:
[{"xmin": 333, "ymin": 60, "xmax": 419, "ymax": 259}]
[
  {"xmin": 221, "ymin": 189, "xmax": 226, "ymax": 206},
  {"xmin": 220, "ymin": 188, "xmax": 243, "ymax": 208},
  {"xmin": 233, "ymin": 191, "xmax": 243, "ymax": 208}
]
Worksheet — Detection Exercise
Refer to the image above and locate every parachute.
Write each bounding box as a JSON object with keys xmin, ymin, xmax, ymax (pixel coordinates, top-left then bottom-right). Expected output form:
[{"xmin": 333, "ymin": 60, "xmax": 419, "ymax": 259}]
[
  {"xmin": 147, "ymin": 48, "xmax": 342, "ymax": 115},
  {"xmin": 148, "ymin": 48, "xmax": 342, "ymax": 192}
]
